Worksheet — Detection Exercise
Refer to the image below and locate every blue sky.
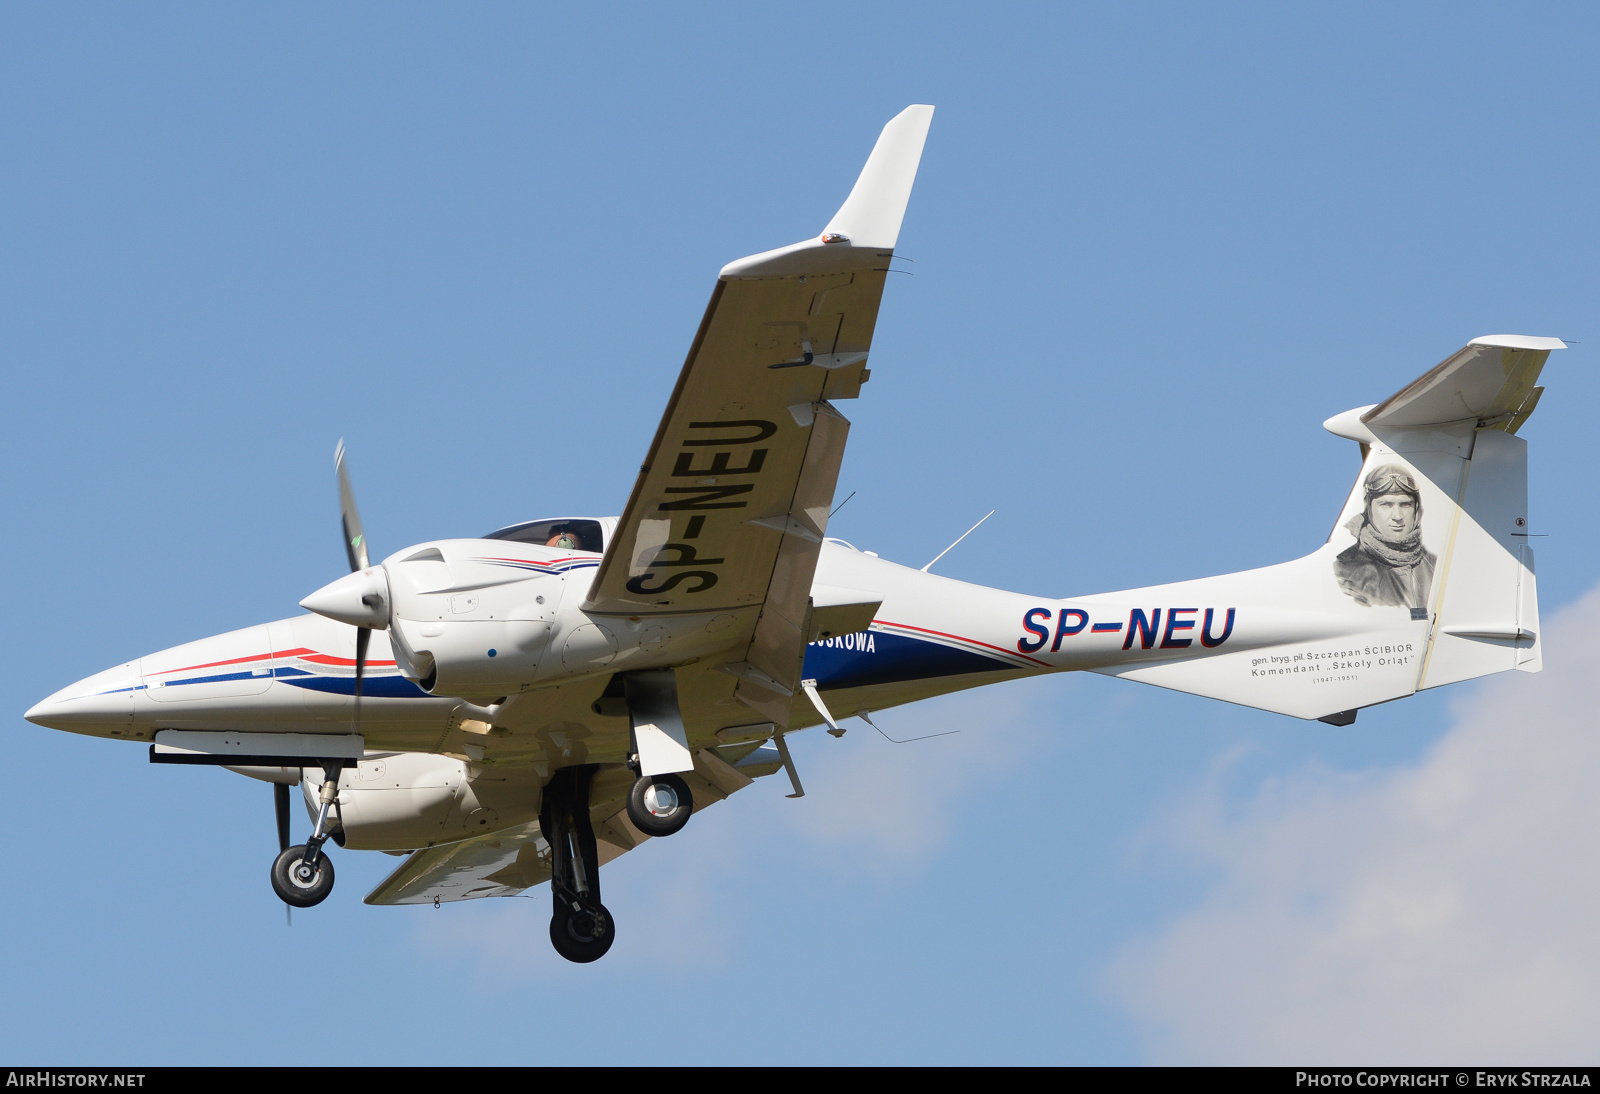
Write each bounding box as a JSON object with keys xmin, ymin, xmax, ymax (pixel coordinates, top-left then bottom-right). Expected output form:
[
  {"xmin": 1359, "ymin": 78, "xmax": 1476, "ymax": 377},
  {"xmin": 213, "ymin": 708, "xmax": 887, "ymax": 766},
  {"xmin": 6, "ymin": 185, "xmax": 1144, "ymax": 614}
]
[{"xmin": 4, "ymin": 3, "xmax": 1598, "ymax": 1064}]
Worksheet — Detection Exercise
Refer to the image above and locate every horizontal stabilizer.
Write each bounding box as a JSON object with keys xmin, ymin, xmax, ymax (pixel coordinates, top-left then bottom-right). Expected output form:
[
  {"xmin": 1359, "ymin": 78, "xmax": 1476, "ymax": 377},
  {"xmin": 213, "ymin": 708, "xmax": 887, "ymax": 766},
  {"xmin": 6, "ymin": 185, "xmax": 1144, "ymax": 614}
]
[{"xmin": 1362, "ymin": 335, "xmax": 1563, "ymax": 433}]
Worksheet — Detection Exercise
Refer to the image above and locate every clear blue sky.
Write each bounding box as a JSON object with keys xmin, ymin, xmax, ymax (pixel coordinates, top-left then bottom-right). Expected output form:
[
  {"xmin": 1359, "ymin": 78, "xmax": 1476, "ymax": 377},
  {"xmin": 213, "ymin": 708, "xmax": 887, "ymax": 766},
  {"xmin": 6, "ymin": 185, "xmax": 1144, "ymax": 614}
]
[{"xmin": 4, "ymin": 3, "xmax": 1598, "ymax": 1064}]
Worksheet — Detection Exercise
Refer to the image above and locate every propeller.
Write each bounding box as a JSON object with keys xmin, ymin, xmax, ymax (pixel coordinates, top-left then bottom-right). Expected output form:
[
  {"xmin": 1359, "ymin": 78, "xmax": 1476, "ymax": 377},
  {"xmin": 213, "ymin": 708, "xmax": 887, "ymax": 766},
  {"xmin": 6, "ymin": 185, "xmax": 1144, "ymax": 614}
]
[
  {"xmin": 301, "ymin": 440, "xmax": 390, "ymax": 700},
  {"xmin": 275, "ymin": 783, "xmax": 291, "ymax": 851},
  {"xmin": 336, "ymin": 439, "xmax": 370, "ymax": 573},
  {"xmin": 273, "ymin": 441, "xmax": 388, "ymax": 925},
  {"xmin": 276, "ymin": 779, "xmax": 292, "ymax": 922},
  {"xmin": 334, "ymin": 439, "xmax": 374, "ymax": 715}
]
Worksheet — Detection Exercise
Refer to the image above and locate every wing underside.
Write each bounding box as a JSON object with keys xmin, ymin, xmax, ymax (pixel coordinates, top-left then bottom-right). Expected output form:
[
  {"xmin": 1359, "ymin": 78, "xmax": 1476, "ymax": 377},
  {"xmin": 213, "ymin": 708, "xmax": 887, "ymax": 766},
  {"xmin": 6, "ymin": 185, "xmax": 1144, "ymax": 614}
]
[{"xmin": 364, "ymin": 745, "xmax": 774, "ymax": 906}]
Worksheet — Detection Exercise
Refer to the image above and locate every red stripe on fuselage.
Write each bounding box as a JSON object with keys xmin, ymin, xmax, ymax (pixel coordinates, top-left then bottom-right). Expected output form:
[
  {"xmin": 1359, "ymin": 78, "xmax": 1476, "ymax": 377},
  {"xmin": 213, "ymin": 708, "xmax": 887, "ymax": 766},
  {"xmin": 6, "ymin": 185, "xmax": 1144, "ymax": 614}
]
[
  {"xmin": 149, "ymin": 646, "xmax": 397, "ymax": 675},
  {"xmin": 876, "ymin": 620, "xmax": 1051, "ymax": 667},
  {"xmin": 293, "ymin": 651, "xmax": 397, "ymax": 667}
]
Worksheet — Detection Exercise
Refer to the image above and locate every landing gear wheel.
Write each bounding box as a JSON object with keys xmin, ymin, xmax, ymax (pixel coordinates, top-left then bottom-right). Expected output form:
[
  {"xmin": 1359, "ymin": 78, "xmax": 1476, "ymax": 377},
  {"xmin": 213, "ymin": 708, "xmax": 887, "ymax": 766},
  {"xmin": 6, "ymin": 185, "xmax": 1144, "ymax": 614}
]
[
  {"xmin": 542, "ymin": 765, "xmax": 614, "ymax": 962},
  {"xmin": 271, "ymin": 844, "xmax": 335, "ymax": 907},
  {"xmin": 549, "ymin": 902, "xmax": 615, "ymax": 963},
  {"xmin": 625, "ymin": 773, "xmax": 694, "ymax": 837}
]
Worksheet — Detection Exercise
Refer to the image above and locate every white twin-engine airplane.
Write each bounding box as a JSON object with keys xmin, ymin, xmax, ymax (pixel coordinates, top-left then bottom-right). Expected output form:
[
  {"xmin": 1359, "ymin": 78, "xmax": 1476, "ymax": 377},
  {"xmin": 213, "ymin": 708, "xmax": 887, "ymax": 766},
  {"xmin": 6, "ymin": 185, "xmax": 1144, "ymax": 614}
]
[{"xmin": 25, "ymin": 105, "xmax": 1561, "ymax": 962}]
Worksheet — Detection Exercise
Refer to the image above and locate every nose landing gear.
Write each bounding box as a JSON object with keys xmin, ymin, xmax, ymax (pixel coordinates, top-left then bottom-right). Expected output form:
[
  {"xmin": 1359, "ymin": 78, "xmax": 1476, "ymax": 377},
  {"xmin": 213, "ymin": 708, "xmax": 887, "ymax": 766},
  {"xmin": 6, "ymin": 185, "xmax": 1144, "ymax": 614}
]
[
  {"xmin": 269, "ymin": 761, "xmax": 343, "ymax": 909},
  {"xmin": 541, "ymin": 765, "xmax": 614, "ymax": 963},
  {"xmin": 271, "ymin": 843, "xmax": 336, "ymax": 907}
]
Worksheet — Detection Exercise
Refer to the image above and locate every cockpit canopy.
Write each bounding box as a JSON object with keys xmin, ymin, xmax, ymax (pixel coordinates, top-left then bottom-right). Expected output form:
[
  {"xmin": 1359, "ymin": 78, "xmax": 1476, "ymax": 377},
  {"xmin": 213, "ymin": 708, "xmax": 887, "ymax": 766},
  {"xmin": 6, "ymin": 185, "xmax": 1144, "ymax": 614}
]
[{"xmin": 481, "ymin": 517, "xmax": 612, "ymax": 554}]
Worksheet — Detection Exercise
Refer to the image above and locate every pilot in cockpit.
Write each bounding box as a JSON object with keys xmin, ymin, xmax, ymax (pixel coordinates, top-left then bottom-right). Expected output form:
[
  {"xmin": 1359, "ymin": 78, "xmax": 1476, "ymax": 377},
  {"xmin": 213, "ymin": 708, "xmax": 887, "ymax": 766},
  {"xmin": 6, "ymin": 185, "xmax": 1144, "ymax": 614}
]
[{"xmin": 483, "ymin": 517, "xmax": 603, "ymax": 552}]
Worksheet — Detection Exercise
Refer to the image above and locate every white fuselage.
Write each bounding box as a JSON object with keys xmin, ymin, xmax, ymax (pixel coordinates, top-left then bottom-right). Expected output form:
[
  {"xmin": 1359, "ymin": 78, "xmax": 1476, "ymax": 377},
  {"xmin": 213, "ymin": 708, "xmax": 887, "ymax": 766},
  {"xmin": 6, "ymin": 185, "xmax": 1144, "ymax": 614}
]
[{"xmin": 23, "ymin": 527, "xmax": 1389, "ymax": 852}]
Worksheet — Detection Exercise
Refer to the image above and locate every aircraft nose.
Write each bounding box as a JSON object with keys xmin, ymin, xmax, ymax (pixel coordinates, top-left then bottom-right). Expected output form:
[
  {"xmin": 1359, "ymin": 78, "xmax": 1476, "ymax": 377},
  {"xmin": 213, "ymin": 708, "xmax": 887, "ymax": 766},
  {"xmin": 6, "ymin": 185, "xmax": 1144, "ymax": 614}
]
[{"xmin": 24, "ymin": 663, "xmax": 142, "ymax": 733}]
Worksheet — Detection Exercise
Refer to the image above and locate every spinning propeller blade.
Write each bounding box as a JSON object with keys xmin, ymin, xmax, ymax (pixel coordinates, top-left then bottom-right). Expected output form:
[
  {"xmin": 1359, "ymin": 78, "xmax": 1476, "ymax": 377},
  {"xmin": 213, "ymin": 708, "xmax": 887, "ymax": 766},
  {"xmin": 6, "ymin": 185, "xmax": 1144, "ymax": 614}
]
[
  {"xmin": 332, "ymin": 440, "xmax": 375, "ymax": 708},
  {"xmin": 354, "ymin": 625, "xmax": 370, "ymax": 702},
  {"xmin": 335, "ymin": 439, "xmax": 369, "ymax": 573},
  {"xmin": 275, "ymin": 782, "xmax": 290, "ymax": 853}
]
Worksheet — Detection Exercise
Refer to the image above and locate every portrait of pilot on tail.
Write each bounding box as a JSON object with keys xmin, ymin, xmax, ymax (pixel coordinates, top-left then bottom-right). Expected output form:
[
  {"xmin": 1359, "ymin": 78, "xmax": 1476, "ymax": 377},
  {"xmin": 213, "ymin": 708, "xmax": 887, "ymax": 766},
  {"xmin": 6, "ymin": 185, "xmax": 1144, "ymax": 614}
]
[{"xmin": 1334, "ymin": 464, "xmax": 1437, "ymax": 610}]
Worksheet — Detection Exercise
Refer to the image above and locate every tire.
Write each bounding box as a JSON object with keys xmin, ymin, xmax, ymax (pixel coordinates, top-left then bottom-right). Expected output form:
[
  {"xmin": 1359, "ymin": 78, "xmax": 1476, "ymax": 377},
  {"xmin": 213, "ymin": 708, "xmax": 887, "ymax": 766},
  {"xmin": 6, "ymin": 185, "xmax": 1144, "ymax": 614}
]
[
  {"xmin": 549, "ymin": 902, "xmax": 615, "ymax": 963},
  {"xmin": 625, "ymin": 773, "xmax": 694, "ymax": 837},
  {"xmin": 271, "ymin": 844, "xmax": 336, "ymax": 908}
]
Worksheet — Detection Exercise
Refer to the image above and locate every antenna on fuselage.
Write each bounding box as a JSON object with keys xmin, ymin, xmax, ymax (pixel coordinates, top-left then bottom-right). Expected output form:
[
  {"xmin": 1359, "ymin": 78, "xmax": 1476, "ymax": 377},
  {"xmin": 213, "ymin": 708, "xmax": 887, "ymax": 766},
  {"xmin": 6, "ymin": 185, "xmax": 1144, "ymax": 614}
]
[
  {"xmin": 856, "ymin": 710, "xmax": 958, "ymax": 744},
  {"xmin": 920, "ymin": 510, "xmax": 994, "ymax": 573}
]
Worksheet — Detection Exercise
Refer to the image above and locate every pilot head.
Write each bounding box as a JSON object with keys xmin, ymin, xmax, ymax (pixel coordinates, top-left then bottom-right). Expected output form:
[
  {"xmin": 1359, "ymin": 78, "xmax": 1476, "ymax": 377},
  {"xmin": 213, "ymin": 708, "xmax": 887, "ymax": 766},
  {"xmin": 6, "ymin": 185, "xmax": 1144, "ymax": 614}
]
[{"xmin": 1362, "ymin": 465, "xmax": 1422, "ymax": 544}]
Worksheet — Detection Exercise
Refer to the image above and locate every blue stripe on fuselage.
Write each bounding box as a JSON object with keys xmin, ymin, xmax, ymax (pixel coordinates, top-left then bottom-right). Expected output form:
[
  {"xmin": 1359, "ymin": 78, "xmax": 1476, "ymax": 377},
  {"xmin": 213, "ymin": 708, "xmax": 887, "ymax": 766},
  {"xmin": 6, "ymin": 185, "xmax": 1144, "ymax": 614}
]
[
  {"xmin": 279, "ymin": 676, "xmax": 432, "ymax": 699},
  {"xmin": 802, "ymin": 630, "xmax": 1012, "ymax": 691},
  {"xmin": 161, "ymin": 670, "xmax": 270, "ymax": 687}
]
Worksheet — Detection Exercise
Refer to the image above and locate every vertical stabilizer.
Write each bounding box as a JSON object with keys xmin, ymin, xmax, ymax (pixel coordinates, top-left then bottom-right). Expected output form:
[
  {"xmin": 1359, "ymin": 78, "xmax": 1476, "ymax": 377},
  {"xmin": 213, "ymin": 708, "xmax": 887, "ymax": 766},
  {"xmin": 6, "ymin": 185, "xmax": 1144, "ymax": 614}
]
[{"xmin": 1087, "ymin": 336, "xmax": 1559, "ymax": 720}]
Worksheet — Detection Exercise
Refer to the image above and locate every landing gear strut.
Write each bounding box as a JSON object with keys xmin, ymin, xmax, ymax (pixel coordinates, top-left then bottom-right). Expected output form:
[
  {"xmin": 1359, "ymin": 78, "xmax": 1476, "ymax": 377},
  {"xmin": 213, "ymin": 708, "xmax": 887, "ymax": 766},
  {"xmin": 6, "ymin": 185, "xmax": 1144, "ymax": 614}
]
[
  {"xmin": 270, "ymin": 760, "xmax": 343, "ymax": 908},
  {"xmin": 541, "ymin": 765, "xmax": 614, "ymax": 963}
]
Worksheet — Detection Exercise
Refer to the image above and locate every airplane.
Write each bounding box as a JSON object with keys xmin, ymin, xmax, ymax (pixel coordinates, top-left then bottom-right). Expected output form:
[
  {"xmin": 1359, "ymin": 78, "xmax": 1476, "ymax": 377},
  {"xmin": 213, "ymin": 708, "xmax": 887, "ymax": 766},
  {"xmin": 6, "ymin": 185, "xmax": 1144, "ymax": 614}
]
[{"xmin": 24, "ymin": 104, "xmax": 1561, "ymax": 963}]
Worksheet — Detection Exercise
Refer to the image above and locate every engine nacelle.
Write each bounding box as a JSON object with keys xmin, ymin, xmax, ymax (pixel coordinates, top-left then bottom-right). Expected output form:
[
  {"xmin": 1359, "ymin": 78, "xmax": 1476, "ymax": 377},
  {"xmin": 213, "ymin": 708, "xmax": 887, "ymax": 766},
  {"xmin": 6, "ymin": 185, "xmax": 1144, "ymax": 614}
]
[
  {"xmin": 390, "ymin": 615, "xmax": 555, "ymax": 695},
  {"xmin": 307, "ymin": 537, "xmax": 750, "ymax": 697},
  {"xmin": 303, "ymin": 752, "xmax": 538, "ymax": 851},
  {"xmin": 382, "ymin": 540, "xmax": 566, "ymax": 696}
]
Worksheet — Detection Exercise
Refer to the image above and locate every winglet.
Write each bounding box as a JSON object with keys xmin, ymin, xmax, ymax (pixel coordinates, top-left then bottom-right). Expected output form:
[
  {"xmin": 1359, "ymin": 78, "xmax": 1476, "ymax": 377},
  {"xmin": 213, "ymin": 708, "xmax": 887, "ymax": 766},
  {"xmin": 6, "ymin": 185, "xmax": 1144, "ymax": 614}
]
[
  {"xmin": 821, "ymin": 104, "xmax": 935, "ymax": 250},
  {"xmin": 720, "ymin": 105, "xmax": 935, "ymax": 280}
]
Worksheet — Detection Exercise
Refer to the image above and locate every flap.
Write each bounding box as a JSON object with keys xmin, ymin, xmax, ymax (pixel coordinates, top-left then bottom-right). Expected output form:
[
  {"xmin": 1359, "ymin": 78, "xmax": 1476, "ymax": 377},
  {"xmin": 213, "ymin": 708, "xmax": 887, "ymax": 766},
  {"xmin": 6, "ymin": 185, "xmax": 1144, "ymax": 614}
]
[
  {"xmin": 582, "ymin": 282, "xmax": 868, "ymax": 623},
  {"xmin": 362, "ymin": 820, "xmax": 552, "ymax": 905},
  {"xmin": 807, "ymin": 582, "xmax": 882, "ymax": 641}
]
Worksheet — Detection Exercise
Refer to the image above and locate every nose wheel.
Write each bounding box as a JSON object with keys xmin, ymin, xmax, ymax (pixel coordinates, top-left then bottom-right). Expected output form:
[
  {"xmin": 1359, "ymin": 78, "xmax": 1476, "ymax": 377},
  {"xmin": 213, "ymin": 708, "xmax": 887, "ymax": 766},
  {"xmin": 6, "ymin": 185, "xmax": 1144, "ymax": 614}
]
[
  {"xmin": 271, "ymin": 844, "xmax": 336, "ymax": 907},
  {"xmin": 269, "ymin": 760, "xmax": 343, "ymax": 909},
  {"xmin": 541, "ymin": 765, "xmax": 615, "ymax": 963}
]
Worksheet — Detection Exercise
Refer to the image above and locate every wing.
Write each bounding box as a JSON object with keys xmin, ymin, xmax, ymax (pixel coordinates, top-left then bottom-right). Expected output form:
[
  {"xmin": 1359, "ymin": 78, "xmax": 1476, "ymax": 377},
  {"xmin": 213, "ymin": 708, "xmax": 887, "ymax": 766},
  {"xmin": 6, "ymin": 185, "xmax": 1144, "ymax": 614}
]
[
  {"xmin": 583, "ymin": 105, "xmax": 933, "ymax": 719},
  {"xmin": 362, "ymin": 818, "xmax": 553, "ymax": 905},
  {"xmin": 364, "ymin": 744, "xmax": 777, "ymax": 905}
]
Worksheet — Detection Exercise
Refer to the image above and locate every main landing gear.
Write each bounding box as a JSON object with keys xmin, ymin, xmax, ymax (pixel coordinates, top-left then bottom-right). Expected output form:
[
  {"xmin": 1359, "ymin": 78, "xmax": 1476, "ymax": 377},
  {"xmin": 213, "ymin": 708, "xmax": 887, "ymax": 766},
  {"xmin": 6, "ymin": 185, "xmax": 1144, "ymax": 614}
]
[
  {"xmin": 620, "ymin": 669, "xmax": 696, "ymax": 839},
  {"xmin": 270, "ymin": 761, "xmax": 343, "ymax": 908},
  {"xmin": 541, "ymin": 765, "xmax": 614, "ymax": 963},
  {"xmin": 625, "ymin": 772, "xmax": 694, "ymax": 837}
]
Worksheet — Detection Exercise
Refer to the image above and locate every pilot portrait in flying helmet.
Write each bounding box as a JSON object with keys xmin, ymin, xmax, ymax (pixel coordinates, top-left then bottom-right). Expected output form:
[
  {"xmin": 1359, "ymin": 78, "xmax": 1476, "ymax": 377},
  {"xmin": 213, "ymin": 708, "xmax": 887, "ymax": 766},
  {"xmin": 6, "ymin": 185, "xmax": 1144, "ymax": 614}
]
[{"xmin": 1333, "ymin": 464, "xmax": 1437, "ymax": 610}]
